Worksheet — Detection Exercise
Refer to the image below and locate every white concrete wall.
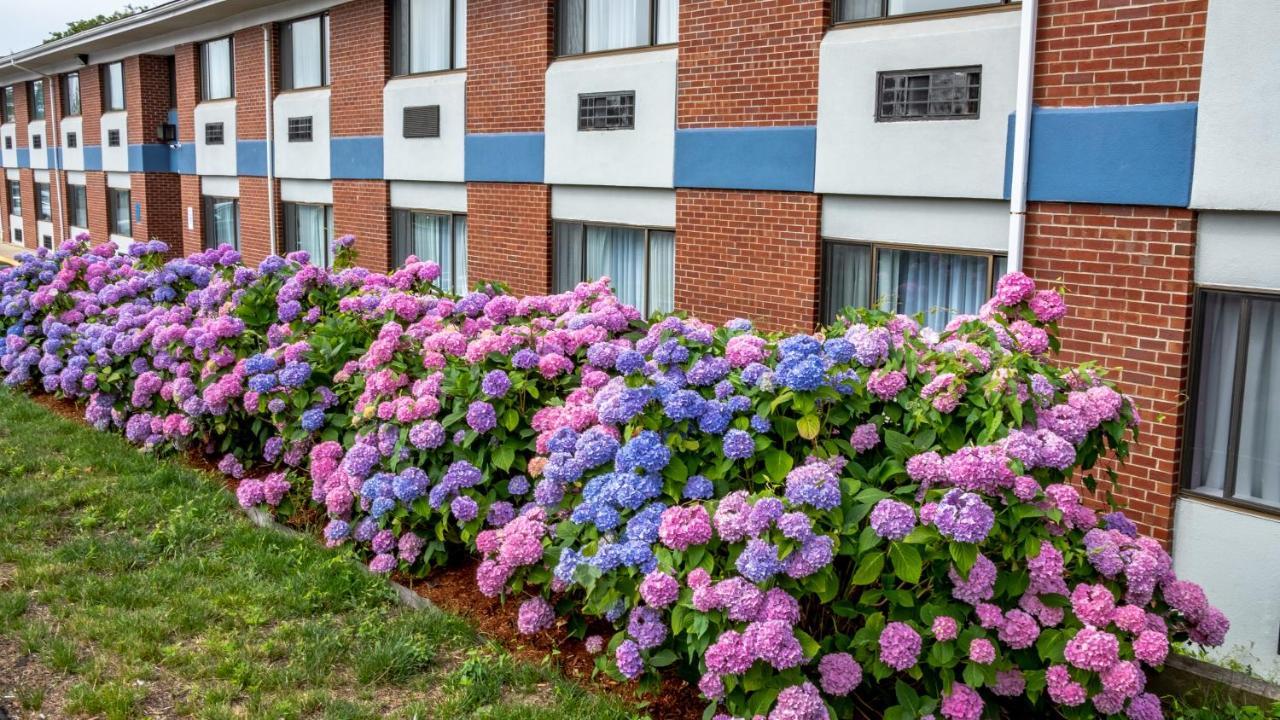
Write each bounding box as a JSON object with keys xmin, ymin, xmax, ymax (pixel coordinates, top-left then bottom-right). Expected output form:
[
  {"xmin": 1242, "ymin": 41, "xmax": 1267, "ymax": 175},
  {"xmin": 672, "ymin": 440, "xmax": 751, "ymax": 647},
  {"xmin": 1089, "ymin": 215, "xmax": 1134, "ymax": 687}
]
[
  {"xmin": 822, "ymin": 195, "xmax": 1008, "ymax": 251},
  {"xmin": 280, "ymin": 178, "xmax": 332, "ymax": 205},
  {"xmin": 1173, "ymin": 497, "xmax": 1280, "ymax": 679},
  {"xmin": 383, "ymin": 72, "xmax": 465, "ymax": 183},
  {"xmin": 61, "ymin": 116, "xmax": 84, "ymax": 171},
  {"xmin": 36, "ymin": 220, "xmax": 53, "ymax": 248},
  {"xmin": 27, "ymin": 121, "xmax": 47, "ymax": 170},
  {"xmin": 8, "ymin": 214, "xmax": 21, "ymax": 245},
  {"xmin": 390, "ymin": 181, "xmax": 466, "ymax": 212},
  {"xmin": 273, "ymin": 89, "xmax": 330, "ymax": 179},
  {"xmin": 201, "ymin": 175, "xmax": 239, "ymax": 198},
  {"xmin": 100, "ymin": 112, "xmax": 129, "ymax": 172},
  {"xmin": 1191, "ymin": 0, "xmax": 1280, "ymax": 211},
  {"xmin": 815, "ymin": 10, "xmax": 1019, "ymax": 200},
  {"xmin": 195, "ymin": 100, "xmax": 237, "ymax": 177},
  {"xmin": 1196, "ymin": 212, "xmax": 1280, "ymax": 291},
  {"xmin": 0, "ymin": 124, "xmax": 14, "ymax": 167},
  {"xmin": 107, "ymin": 172, "xmax": 131, "ymax": 190},
  {"xmin": 544, "ymin": 49, "xmax": 677, "ymax": 189},
  {"xmin": 551, "ymin": 185, "xmax": 675, "ymax": 227}
]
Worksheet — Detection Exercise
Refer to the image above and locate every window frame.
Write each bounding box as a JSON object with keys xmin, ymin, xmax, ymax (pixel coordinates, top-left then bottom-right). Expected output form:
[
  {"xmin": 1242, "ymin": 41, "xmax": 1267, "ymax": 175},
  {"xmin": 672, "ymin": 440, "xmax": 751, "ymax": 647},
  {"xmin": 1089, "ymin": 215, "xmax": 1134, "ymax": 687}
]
[
  {"xmin": 1180, "ymin": 285, "xmax": 1280, "ymax": 517},
  {"xmin": 66, "ymin": 183, "xmax": 88, "ymax": 229},
  {"xmin": 63, "ymin": 72, "xmax": 82, "ymax": 116},
  {"xmin": 556, "ymin": 0, "xmax": 678, "ymax": 57},
  {"xmin": 551, "ymin": 219, "xmax": 675, "ymax": 316},
  {"xmin": 281, "ymin": 201, "xmax": 335, "ymax": 267},
  {"xmin": 1, "ymin": 86, "xmax": 13, "ymax": 124},
  {"xmin": 279, "ymin": 13, "xmax": 331, "ymax": 91},
  {"xmin": 102, "ymin": 62, "xmax": 126, "ymax": 112},
  {"xmin": 819, "ymin": 238, "xmax": 1006, "ymax": 326},
  {"xmin": 833, "ymin": 0, "xmax": 1016, "ymax": 25},
  {"xmin": 108, "ymin": 187, "xmax": 132, "ymax": 237},
  {"xmin": 200, "ymin": 36, "xmax": 236, "ymax": 101},
  {"xmin": 391, "ymin": 0, "xmax": 467, "ymax": 76},
  {"xmin": 7, "ymin": 179, "xmax": 21, "ymax": 215},
  {"xmin": 35, "ymin": 183, "xmax": 50, "ymax": 221},
  {"xmin": 29, "ymin": 80, "xmax": 46, "ymax": 121},
  {"xmin": 875, "ymin": 65, "xmax": 982, "ymax": 123},
  {"xmin": 578, "ymin": 91, "xmax": 637, "ymax": 131},
  {"xmin": 202, "ymin": 195, "xmax": 240, "ymax": 250},
  {"xmin": 391, "ymin": 208, "xmax": 468, "ymax": 292}
]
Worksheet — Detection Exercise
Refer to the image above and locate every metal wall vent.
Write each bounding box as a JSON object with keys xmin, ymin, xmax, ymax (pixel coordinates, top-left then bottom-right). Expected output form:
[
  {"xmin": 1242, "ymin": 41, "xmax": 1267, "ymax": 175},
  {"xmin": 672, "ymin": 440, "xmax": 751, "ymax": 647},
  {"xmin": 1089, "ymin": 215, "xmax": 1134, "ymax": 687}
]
[{"xmin": 403, "ymin": 105, "xmax": 440, "ymax": 138}]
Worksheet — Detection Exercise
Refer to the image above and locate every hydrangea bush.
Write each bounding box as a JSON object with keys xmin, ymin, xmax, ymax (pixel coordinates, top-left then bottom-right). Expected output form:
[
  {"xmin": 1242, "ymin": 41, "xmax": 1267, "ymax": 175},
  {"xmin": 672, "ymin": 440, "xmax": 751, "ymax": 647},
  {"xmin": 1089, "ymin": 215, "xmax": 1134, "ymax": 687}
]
[{"xmin": 0, "ymin": 234, "xmax": 1227, "ymax": 720}]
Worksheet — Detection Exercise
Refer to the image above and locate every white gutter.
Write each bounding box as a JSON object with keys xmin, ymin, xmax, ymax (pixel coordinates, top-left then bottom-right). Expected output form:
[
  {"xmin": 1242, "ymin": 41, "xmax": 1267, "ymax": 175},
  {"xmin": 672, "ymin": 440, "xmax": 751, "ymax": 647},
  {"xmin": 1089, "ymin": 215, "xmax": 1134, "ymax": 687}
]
[
  {"xmin": 263, "ymin": 25, "xmax": 277, "ymax": 256},
  {"xmin": 1006, "ymin": 0, "xmax": 1038, "ymax": 273}
]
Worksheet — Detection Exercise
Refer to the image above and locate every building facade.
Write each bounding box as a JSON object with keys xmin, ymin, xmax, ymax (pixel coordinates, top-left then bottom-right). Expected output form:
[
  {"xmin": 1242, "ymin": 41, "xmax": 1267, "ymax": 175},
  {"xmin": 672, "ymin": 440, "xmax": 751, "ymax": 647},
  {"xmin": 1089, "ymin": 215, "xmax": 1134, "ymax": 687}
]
[{"xmin": 0, "ymin": 0, "xmax": 1276, "ymax": 675}]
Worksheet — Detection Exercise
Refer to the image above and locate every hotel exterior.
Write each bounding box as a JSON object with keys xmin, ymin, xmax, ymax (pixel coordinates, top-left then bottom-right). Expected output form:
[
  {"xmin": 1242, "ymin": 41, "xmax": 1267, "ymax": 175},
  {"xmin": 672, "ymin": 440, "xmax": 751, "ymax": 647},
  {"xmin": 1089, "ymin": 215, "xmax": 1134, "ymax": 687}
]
[{"xmin": 0, "ymin": 0, "xmax": 1276, "ymax": 675}]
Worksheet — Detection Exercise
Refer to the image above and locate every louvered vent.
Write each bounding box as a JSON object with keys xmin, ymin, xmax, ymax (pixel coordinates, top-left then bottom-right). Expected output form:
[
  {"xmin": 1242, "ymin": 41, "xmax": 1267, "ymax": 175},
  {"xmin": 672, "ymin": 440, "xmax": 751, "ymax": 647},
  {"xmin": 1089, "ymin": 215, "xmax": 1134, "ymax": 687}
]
[
  {"xmin": 403, "ymin": 105, "xmax": 440, "ymax": 138},
  {"xmin": 205, "ymin": 122, "xmax": 224, "ymax": 145}
]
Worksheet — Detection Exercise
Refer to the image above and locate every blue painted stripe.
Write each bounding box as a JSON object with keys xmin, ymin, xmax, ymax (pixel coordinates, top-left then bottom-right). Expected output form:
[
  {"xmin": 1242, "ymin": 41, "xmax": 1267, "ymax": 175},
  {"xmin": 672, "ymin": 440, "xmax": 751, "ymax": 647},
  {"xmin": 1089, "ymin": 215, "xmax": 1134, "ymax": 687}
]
[
  {"xmin": 47, "ymin": 147, "xmax": 61, "ymax": 169},
  {"xmin": 169, "ymin": 143, "xmax": 196, "ymax": 174},
  {"xmin": 16, "ymin": 149, "xmax": 29, "ymax": 168},
  {"xmin": 128, "ymin": 144, "xmax": 171, "ymax": 173},
  {"xmin": 83, "ymin": 146, "xmax": 102, "ymax": 171},
  {"xmin": 674, "ymin": 126, "xmax": 816, "ymax": 193},
  {"xmin": 1004, "ymin": 103, "xmax": 1197, "ymax": 207},
  {"xmin": 237, "ymin": 140, "xmax": 268, "ymax": 177},
  {"xmin": 465, "ymin": 133, "xmax": 544, "ymax": 183},
  {"xmin": 331, "ymin": 136, "xmax": 384, "ymax": 180}
]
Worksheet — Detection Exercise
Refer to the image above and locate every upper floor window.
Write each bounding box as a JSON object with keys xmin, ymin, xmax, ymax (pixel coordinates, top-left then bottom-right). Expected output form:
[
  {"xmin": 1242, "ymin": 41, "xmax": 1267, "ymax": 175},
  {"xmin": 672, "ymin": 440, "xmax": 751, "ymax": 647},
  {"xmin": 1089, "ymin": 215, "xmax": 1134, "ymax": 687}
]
[
  {"xmin": 1, "ymin": 86, "xmax": 13, "ymax": 124},
  {"xmin": 63, "ymin": 73, "xmax": 81, "ymax": 116},
  {"xmin": 553, "ymin": 221, "xmax": 674, "ymax": 315},
  {"xmin": 203, "ymin": 196, "xmax": 240, "ymax": 250},
  {"xmin": 201, "ymin": 37, "xmax": 234, "ymax": 100},
  {"xmin": 877, "ymin": 67, "xmax": 981, "ymax": 122},
  {"xmin": 281, "ymin": 14, "xmax": 330, "ymax": 90},
  {"xmin": 1185, "ymin": 289, "xmax": 1280, "ymax": 512},
  {"xmin": 7, "ymin": 180, "xmax": 21, "ymax": 215},
  {"xmin": 35, "ymin": 183, "xmax": 50, "ymax": 221},
  {"xmin": 821, "ymin": 240, "xmax": 1006, "ymax": 329},
  {"xmin": 392, "ymin": 209, "xmax": 468, "ymax": 293},
  {"xmin": 837, "ymin": 0, "xmax": 1016, "ymax": 23},
  {"xmin": 102, "ymin": 62, "xmax": 126, "ymax": 111},
  {"xmin": 392, "ymin": 0, "xmax": 466, "ymax": 74},
  {"xmin": 283, "ymin": 202, "xmax": 334, "ymax": 267},
  {"xmin": 29, "ymin": 80, "xmax": 45, "ymax": 120},
  {"xmin": 557, "ymin": 0, "xmax": 678, "ymax": 56},
  {"xmin": 67, "ymin": 184, "xmax": 88, "ymax": 229}
]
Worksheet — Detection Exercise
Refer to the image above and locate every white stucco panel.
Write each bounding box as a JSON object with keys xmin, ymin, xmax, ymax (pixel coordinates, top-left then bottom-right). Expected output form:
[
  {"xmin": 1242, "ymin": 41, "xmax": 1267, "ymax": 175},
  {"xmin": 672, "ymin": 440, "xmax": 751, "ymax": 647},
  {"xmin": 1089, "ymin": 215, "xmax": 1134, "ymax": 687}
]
[
  {"xmin": 201, "ymin": 175, "xmax": 240, "ymax": 198},
  {"xmin": 390, "ymin": 181, "xmax": 467, "ymax": 212},
  {"xmin": 1191, "ymin": 0, "xmax": 1280, "ymax": 211},
  {"xmin": 822, "ymin": 195, "xmax": 1009, "ymax": 251},
  {"xmin": 100, "ymin": 111, "xmax": 129, "ymax": 173},
  {"xmin": 815, "ymin": 11, "xmax": 1020, "ymax": 200},
  {"xmin": 544, "ymin": 49, "xmax": 677, "ymax": 189},
  {"xmin": 0, "ymin": 124, "xmax": 15, "ymax": 168},
  {"xmin": 195, "ymin": 100, "xmax": 238, "ymax": 177},
  {"xmin": 27, "ymin": 121, "xmax": 47, "ymax": 170},
  {"xmin": 383, "ymin": 72, "xmax": 466, "ymax": 183},
  {"xmin": 61, "ymin": 116, "xmax": 84, "ymax": 171},
  {"xmin": 280, "ymin": 179, "xmax": 332, "ymax": 205},
  {"xmin": 273, "ymin": 89, "xmax": 330, "ymax": 180},
  {"xmin": 1196, "ymin": 211, "xmax": 1280, "ymax": 291},
  {"xmin": 36, "ymin": 220, "xmax": 53, "ymax": 248},
  {"xmin": 551, "ymin": 185, "xmax": 675, "ymax": 228}
]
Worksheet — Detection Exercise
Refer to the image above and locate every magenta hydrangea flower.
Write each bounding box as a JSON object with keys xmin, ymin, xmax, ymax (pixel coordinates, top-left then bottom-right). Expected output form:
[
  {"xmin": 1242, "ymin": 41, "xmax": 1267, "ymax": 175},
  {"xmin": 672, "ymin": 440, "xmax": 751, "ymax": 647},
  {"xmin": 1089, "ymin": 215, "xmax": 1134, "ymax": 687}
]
[
  {"xmin": 850, "ymin": 423, "xmax": 880, "ymax": 453},
  {"xmin": 1071, "ymin": 583, "xmax": 1117, "ymax": 627},
  {"xmin": 992, "ymin": 670, "xmax": 1025, "ymax": 698},
  {"xmin": 997, "ymin": 609, "xmax": 1040, "ymax": 649},
  {"xmin": 878, "ymin": 622, "xmax": 922, "ymax": 671},
  {"xmin": 867, "ymin": 369, "xmax": 907, "ymax": 401},
  {"xmin": 1133, "ymin": 629, "xmax": 1169, "ymax": 666},
  {"xmin": 639, "ymin": 570, "xmax": 680, "ymax": 608},
  {"xmin": 870, "ymin": 498, "xmax": 916, "ymax": 541},
  {"xmin": 817, "ymin": 652, "xmax": 861, "ymax": 696},
  {"xmin": 517, "ymin": 596, "xmax": 555, "ymax": 635},
  {"xmin": 768, "ymin": 682, "xmax": 828, "ymax": 720},
  {"xmin": 940, "ymin": 683, "xmax": 983, "ymax": 720},
  {"xmin": 1030, "ymin": 289, "xmax": 1067, "ymax": 323},
  {"xmin": 1064, "ymin": 626, "xmax": 1120, "ymax": 672},
  {"xmin": 994, "ymin": 272, "xmax": 1037, "ymax": 306},
  {"xmin": 1046, "ymin": 665, "xmax": 1087, "ymax": 707},
  {"xmin": 968, "ymin": 638, "xmax": 996, "ymax": 664},
  {"xmin": 658, "ymin": 504, "xmax": 713, "ymax": 551},
  {"xmin": 932, "ymin": 615, "xmax": 959, "ymax": 641}
]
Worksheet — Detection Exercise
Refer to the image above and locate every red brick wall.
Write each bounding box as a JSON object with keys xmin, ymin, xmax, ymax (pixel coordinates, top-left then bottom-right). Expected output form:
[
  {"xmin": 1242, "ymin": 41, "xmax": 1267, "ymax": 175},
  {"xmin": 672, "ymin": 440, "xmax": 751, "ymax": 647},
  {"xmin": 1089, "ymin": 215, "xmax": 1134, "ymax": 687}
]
[
  {"xmin": 45, "ymin": 78, "xmax": 65, "ymax": 244},
  {"xmin": 467, "ymin": 182, "xmax": 550, "ymax": 295},
  {"xmin": 180, "ymin": 174, "xmax": 204, "ymax": 256},
  {"xmin": 80, "ymin": 65, "xmax": 102, "ymax": 143},
  {"xmin": 677, "ymin": 0, "xmax": 828, "ymax": 127},
  {"xmin": 125, "ymin": 56, "xmax": 173, "ymax": 145},
  {"xmin": 466, "ymin": 0, "xmax": 552, "ymax": 133},
  {"xmin": 85, "ymin": 171, "xmax": 109, "ymax": 245},
  {"xmin": 18, "ymin": 169, "xmax": 36, "ymax": 250},
  {"xmin": 674, "ymin": 189, "xmax": 820, "ymax": 331},
  {"xmin": 1035, "ymin": 0, "xmax": 1207, "ymax": 107},
  {"xmin": 1022, "ymin": 203, "xmax": 1197, "ymax": 542},
  {"xmin": 235, "ymin": 27, "xmax": 272, "ymax": 139},
  {"xmin": 132, "ymin": 173, "xmax": 182, "ymax": 246},
  {"xmin": 239, "ymin": 176, "xmax": 278, "ymax": 267},
  {"xmin": 333, "ymin": 179, "xmax": 390, "ymax": 272},
  {"xmin": 174, "ymin": 44, "xmax": 200, "ymax": 144},
  {"xmin": 13, "ymin": 82, "xmax": 29, "ymax": 146},
  {"xmin": 329, "ymin": 0, "xmax": 388, "ymax": 137}
]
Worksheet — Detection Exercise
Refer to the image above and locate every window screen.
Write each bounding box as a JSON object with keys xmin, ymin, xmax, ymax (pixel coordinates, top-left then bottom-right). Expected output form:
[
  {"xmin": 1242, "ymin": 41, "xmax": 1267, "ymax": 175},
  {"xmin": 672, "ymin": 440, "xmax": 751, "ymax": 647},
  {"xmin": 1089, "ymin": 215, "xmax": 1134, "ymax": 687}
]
[
  {"xmin": 578, "ymin": 92, "xmax": 635, "ymax": 131},
  {"xmin": 877, "ymin": 67, "xmax": 981, "ymax": 121}
]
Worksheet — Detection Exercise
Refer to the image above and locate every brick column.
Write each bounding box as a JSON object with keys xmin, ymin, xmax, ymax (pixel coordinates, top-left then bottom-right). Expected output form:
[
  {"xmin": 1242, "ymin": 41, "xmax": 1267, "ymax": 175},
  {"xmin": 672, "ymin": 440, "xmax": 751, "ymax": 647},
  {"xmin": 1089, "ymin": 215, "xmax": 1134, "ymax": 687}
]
[
  {"xmin": 125, "ymin": 55, "xmax": 180, "ymax": 247},
  {"xmin": 674, "ymin": 0, "xmax": 827, "ymax": 332},
  {"xmin": 174, "ymin": 43, "xmax": 205, "ymax": 255},
  {"xmin": 330, "ymin": 0, "xmax": 391, "ymax": 271},
  {"xmin": 85, "ymin": 171, "xmax": 109, "ymax": 245},
  {"xmin": 79, "ymin": 65, "xmax": 108, "ymax": 246},
  {"xmin": 1026, "ymin": 0, "xmax": 1209, "ymax": 543},
  {"xmin": 45, "ymin": 77, "xmax": 66, "ymax": 244},
  {"xmin": 18, "ymin": 170, "xmax": 36, "ymax": 250},
  {"xmin": 465, "ymin": 0, "xmax": 554, "ymax": 292},
  {"xmin": 236, "ymin": 26, "xmax": 277, "ymax": 266}
]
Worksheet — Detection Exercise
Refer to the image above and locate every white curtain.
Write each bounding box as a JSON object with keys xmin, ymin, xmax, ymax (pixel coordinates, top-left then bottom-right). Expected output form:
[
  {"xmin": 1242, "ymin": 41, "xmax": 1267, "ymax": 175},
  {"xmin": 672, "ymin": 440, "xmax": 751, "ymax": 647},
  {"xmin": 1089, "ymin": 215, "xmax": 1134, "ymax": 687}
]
[
  {"xmin": 890, "ymin": 0, "xmax": 991, "ymax": 15},
  {"xmin": 410, "ymin": 0, "xmax": 451, "ymax": 73},
  {"xmin": 454, "ymin": 0, "xmax": 467, "ymax": 68},
  {"xmin": 408, "ymin": 212, "xmax": 452, "ymax": 285},
  {"xmin": 106, "ymin": 64, "xmax": 125, "ymax": 110},
  {"xmin": 824, "ymin": 243, "xmax": 872, "ymax": 324},
  {"xmin": 553, "ymin": 222, "xmax": 584, "ymax": 293},
  {"xmin": 647, "ymin": 230, "xmax": 675, "ymax": 315},
  {"xmin": 1189, "ymin": 293, "xmax": 1241, "ymax": 496},
  {"xmin": 586, "ymin": 0, "xmax": 649, "ymax": 52},
  {"xmin": 1236, "ymin": 298, "xmax": 1280, "ymax": 506},
  {"xmin": 587, "ymin": 226, "xmax": 646, "ymax": 310},
  {"xmin": 294, "ymin": 204, "xmax": 331, "ymax": 268},
  {"xmin": 452, "ymin": 214, "xmax": 468, "ymax": 292},
  {"xmin": 655, "ymin": 0, "xmax": 678, "ymax": 44},
  {"xmin": 211, "ymin": 199, "xmax": 237, "ymax": 249},
  {"xmin": 877, "ymin": 249, "xmax": 987, "ymax": 331},
  {"xmin": 841, "ymin": 0, "xmax": 884, "ymax": 20},
  {"xmin": 291, "ymin": 17, "xmax": 323, "ymax": 88},
  {"xmin": 204, "ymin": 38, "xmax": 233, "ymax": 99}
]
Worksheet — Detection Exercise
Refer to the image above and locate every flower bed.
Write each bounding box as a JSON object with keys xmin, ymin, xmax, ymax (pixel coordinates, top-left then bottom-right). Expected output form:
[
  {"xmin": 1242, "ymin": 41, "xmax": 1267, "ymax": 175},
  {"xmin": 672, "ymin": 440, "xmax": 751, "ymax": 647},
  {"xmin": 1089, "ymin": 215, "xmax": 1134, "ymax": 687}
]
[{"xmin": 0, "ymin": 235, "xmax": 1227, "ymax": 720}]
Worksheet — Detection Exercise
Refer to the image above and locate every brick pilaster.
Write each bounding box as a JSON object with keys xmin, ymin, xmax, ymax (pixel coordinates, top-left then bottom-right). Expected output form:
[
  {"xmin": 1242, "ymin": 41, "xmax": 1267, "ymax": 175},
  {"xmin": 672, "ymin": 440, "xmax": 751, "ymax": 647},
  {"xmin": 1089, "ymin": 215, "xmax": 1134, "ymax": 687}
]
[{"xmin": 467, "ymin": 182, "xmax": 550, "ymax": 296}]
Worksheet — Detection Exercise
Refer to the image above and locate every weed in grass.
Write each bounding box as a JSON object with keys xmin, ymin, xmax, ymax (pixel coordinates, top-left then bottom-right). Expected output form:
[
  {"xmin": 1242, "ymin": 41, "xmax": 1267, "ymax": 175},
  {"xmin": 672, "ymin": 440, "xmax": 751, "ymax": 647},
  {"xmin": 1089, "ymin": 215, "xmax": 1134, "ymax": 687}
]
[
  {"xmin": 354, "ymin": 635, "xmax": 434, "ymax": 685},
  {"xmin": 46, "ymin": 635, "xmax": 81, "ymax": 673},
  {"xmin": 0, "ymin": 590, "xmax": 29, "ymax": 627},
  {"xmin": 16, "ymin": 685, "xmax": 45, "ymax": 711},
  {"xmin": 65, "ymin": 680, "xmax": 147, "ymax": 720}
]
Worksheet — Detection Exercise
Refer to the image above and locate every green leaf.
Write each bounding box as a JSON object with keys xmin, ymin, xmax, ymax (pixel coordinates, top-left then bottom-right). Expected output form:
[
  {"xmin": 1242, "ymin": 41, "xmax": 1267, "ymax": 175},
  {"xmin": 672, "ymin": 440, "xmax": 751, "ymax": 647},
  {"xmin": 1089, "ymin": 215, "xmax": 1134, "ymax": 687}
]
[
  {"xmin": 649, "ymin": 649, "xmax": 678, "ymax": 667},
  {"xmin": 883, "ymin": 429, "xmax": 914, "ymax": 457},
  {"xmin": 797, "ymin": 414, "xmax": 820, "ymax": 440},
  {"xmin": 795, "ymin": 629, "xmax": 820, "ymax": 659},
  {"xmin": 949, "ymin": 542, "xmax": 978, "ymax": 576},
  {"xmin": 888, "ymin": 543, "xmax": 923, "ymax": 584},
  {"xmin": 850, "ymin": 551, "xmax": 885, "ymax": 585},
  {"xmin": 764, "ymin": 449, "xmax": 794, "ymax": 482},
  {"xmin": 493, "ymin": 444, "xmax": 515, "ymax": 471},
  {"xmin": 895, "ymin": 680, "xmax": 922, "ymax": 714}
]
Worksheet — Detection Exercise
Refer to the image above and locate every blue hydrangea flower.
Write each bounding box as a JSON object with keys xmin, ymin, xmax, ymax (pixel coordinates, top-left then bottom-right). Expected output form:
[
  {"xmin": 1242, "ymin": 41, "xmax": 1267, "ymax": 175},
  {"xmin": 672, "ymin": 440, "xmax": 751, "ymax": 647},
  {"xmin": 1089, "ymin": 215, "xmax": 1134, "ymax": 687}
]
[{"xmin": 722, "ymin": 429, "xmax": 754, "ymax": 460}]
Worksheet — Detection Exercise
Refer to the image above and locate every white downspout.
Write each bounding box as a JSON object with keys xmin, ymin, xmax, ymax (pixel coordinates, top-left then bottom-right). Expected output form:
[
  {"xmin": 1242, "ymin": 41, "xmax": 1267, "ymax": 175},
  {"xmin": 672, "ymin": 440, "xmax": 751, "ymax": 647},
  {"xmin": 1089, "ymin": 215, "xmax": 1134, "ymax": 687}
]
[
  {"xmin": 263, "ymin": 25, "xmax": 277, "ymax": 255},
  {"xmin": 8, "ymin": 61, "xmax": 63, "ymax": 245},
  {"xmin": 1007, "ymin": 0, "xmax": 1038, "ymax": 273}
]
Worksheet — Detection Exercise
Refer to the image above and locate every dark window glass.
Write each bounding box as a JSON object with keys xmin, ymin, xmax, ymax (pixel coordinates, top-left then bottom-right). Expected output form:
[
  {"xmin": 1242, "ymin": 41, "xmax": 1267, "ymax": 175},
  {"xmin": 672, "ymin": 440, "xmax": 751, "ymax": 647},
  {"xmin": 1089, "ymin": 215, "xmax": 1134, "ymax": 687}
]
[
  {"xmin": 552, "ymin": 221, "xmax": 674, "ymax": 315},
  {"xmin": 201, "ymin": 37, "xmax": 235, "ymax": 100},
  {"xmin": 35, "ymin": 183, "xmax": 50, "ymax": 221},
  {"xmin": 205, "ymin": 122, "xmax": 224, "ymax": 145},
  {"xmin": 7, "ymin": 180, "xmax": 21, "ymax": 214},
  {"xmin": 31, "ymin": 134, "xmax": 42, "ymax": 150},
  {"xmin": 558, "ymin": 0, "xmax": 678, "ymax": 56},
  {"xmin": 108, "ymin": 188, "xmax": 132, "ymax": 236},
  {"xmin": 877, "ymin": 67, "xmax": 981, "ymax": 121},
  {"xmin": 392, "ymin": 209, "xmax": 468, "ymax": 292},
  {"xmin": 392, "ymin": 0, "xmax": 466, "ymax": 75},
  {"xmin": 203, "ymin": 196, "xmax": 239, "ymax": 250},
  {"xmin": 280, "ymin": 14, "xmax": 330, "ymax": 90},
  {"xmin": 107, "ymin": 129, "xmax": 121, "ymax": 147},
  {"xmin": 67, "ymin": 184, "xmax": 88, "ymax": 228},
  {"xmin": 287, "ymin": 116, "xmax": 313, "ymax": 142},
  {"xmin": 102, "ymin": 62, "xmax": 125, "ymax": 111},
  {"xmin": 63, "ymin": 73, "xmax": 81, "ymax": 116},
  {"xmin": 282, "ymin": 202, "xmax": 334, "ymax": 268},
  {"xmin": 836, "ymin": 0, "xmax": 1013, "ymax": 22},
  {"xmin": 66, "ymin": 131, "xmax": 78, "ymax": 148},
  {"xmin": 29, "ymin": 80, "xmax": 45, "ymax": 120},
  {"xmin": 578, "ymin": 92, "xmax": 635, "ymax": 131},
  {"xmin": 1, "ymin": 87, "xmax": 13, "ymax": 123}
]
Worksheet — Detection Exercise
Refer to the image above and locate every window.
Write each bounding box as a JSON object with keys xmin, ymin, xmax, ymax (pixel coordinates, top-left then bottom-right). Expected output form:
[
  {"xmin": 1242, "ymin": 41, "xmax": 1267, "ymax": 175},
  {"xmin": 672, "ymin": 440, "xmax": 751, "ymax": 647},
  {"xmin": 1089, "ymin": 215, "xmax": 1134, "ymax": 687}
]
[
  {"xmin": 280, "ymin": 14, "xmax": 330, "ymax": 90},
  {"xmin": 35, "ymin": 183, "xmax": 50, "ymax": 221},
  {"xmin": 11, "ymin": 228, "xmax": 21, "ymax": 245},
  {"xmin": 283, "ymin": 202, "xmax": 334, "ymax": 267},
  {"xmin": 403, "ymin": 105, "xmax": 440, "ymax": 138},
  {"xmin": 32, "ymin": 134, "xmax": 42, "ymax": 150},
  {"xmin": 1185, "ymin": 290, "xmax": 1280, "ymax": 512},
  {"xmin": 108, "ymin": 188, "xmax": 132, "ymax": 237},
  {"xmin": 67, "ymin": 184, "xmax": 88, "ymax": 229},
  {"xmin": 392, "ymin": 210, "xmax": 468, "ymax": 292},
  {"xmin": 1, "ymin": 86, "xmax": 13, "ymax": 123},
  {"xmin": 41, "ymin": 235, "xmax": 53, "ymax": 250},
  {"xmin": 201, "ymin": 37, "xmax": 234, "ymax": 100},
  {"xmin": 102, "ymin": 62, "xmax": 125, "ymax": 111},
  {"xmin": 3, "ymin": 137, "xmax": 10, "ymax": 150},
  {"xmin": 558, "ymin": 0, "xmax": 678, "ymax": 56},
  {"xmin": 836, "ymin": 0, "xmax": 1015, "ymax": 23},
  {"xmin": 7, "ymin": 180, "xmax": 20, "ymax": 214},
  {"xmin": 578, "ymin": 91, "xmax": 635, "ymax": 131},
  {"xmin": 29, "ymin": 80, "xmax": 45, "ymax": 120},
  {"xmin": 205, "ymin": 122, "xmax": 224, "ymax": 145},
  {"xmin": 392, "ymin": 0, "xmax": 466, "ymax": 75},
  {"xmin": 287, "ymin": 117, "xmax": 313, "ymax": 142},
  {"xmin": 203, "ymin": 196, "xmax": 239, "ymax": 250},
  {"xmin": 107, "ymin": 129, "xmax": 121, "ymax": 147},
  {"xmin": 821, "ymin": 240, "xmax": 1006, "ymax": 329},
  {"xmin": 63, "ymin": 73, "xmax": 81, "ymax": 116},
  {"xmin": 66, "ymin": 131, "xmax": 78, "ymax": 148},
  {"xmin": 553, "ymin": 221, "xmax": 674, "ymax": 315},
  {"xmin": 877, "ymin": 67, "xmax": 981, "ymax": 121}
]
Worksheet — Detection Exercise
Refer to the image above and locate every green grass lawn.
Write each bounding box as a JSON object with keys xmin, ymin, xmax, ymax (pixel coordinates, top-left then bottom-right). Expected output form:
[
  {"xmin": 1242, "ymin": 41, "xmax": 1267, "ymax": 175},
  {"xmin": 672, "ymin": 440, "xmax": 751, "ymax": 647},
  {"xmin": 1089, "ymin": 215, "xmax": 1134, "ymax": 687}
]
[{"xmin": 0, "ymin": 388, "xmax": 637, "ymax": 720}]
